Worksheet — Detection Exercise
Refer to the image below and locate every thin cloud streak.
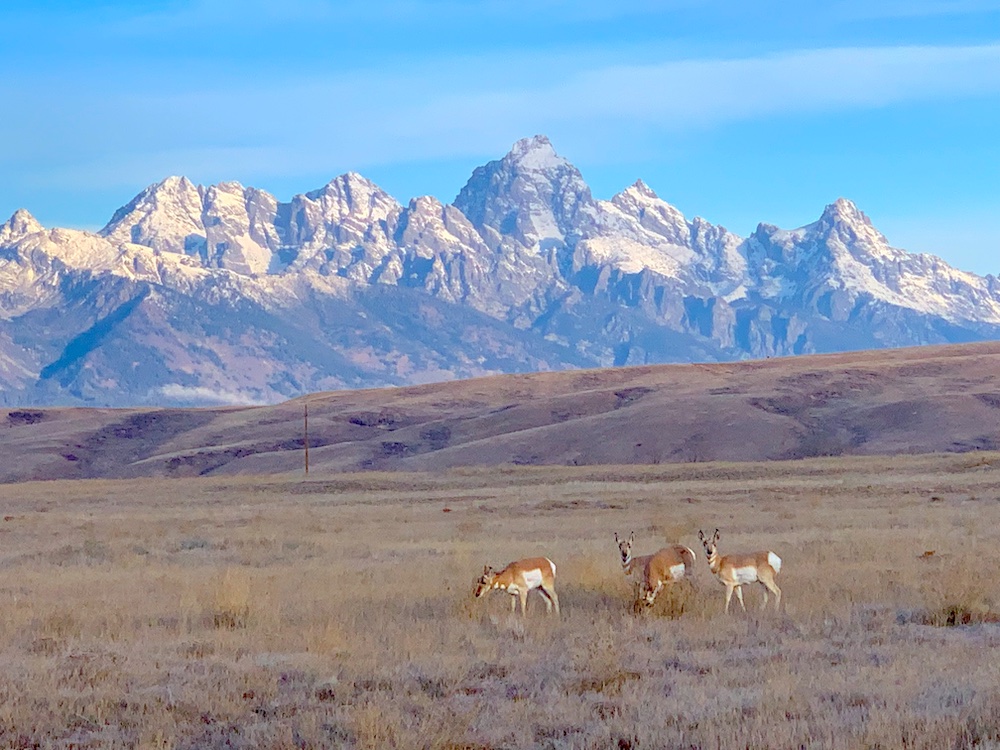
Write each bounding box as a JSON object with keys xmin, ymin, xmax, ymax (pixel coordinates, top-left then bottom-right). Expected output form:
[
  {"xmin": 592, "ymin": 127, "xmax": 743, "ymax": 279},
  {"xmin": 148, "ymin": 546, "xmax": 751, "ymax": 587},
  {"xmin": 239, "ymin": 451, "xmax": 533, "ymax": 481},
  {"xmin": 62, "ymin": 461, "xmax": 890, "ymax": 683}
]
[{"xmin": 6, "ymin": 44, "xmax": 1000, "ymax": 196}]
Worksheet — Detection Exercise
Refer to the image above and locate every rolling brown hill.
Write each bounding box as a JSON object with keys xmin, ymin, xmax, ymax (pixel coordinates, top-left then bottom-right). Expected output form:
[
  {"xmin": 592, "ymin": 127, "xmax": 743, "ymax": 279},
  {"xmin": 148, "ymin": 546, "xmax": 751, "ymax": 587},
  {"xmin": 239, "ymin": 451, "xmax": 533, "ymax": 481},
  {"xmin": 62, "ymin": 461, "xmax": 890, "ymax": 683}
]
[{"xmin": 2, "ymin": 341, "xmax": 1000, "ymax": 483}]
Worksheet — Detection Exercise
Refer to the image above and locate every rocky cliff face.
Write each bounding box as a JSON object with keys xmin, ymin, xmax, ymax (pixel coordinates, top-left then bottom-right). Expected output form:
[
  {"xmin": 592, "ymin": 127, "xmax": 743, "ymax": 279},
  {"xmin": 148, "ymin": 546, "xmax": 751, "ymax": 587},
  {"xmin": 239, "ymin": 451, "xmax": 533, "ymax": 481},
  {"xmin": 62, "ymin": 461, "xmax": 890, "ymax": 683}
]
[{"xmin": 1, "ymin": 135, "xmax": 998, "ymax": 406}]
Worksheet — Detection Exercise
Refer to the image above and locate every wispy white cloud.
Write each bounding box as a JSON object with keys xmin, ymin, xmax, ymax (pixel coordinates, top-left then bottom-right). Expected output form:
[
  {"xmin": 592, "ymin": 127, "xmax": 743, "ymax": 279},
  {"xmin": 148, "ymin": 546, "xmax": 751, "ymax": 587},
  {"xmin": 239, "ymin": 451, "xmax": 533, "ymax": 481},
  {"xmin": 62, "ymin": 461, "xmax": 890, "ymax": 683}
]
[
  {"xmin": 158, "ymin": 384, "xmax": 268, "ymax": 406},
  {"xmin": 3, "ymin": 43, "xmax": 999, "ymax": 197}
]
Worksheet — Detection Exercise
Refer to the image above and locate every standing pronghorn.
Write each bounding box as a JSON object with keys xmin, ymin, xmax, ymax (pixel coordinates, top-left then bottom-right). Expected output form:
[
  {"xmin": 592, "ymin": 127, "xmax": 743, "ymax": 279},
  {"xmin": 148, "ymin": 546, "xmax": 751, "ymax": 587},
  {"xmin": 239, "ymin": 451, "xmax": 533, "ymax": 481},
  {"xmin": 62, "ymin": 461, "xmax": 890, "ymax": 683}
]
[
  {"xmin": 615, "ymin": 532, "xmax": 696, "ymax": 607},
  {"xmin": 698, "ymin": 529, "xmax": 782, "ymax": 613},
  {"xmin": 474, "ymin": 557, "xmax": 560, "ymax": 616}
]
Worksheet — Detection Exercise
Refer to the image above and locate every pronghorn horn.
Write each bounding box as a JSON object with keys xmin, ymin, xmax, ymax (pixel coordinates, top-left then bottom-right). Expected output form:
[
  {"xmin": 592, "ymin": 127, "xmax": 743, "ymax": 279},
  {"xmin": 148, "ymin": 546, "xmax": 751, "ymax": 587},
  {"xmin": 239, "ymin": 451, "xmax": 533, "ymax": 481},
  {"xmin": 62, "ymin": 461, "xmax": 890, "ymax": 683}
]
[
  {"xmin": 713, "ymin": 529, "xmax": 720, "ymax": 542},
  {"xmin": 629, "ymin": 531, "xmax": 634, "ymax": 543},
  {"xmin": 615, "ymin": 532, "xmax": 620, "ymax": 543},
  {"xmin": 698, "ymin": 530, "xmax": 705, "ymax": 541}
]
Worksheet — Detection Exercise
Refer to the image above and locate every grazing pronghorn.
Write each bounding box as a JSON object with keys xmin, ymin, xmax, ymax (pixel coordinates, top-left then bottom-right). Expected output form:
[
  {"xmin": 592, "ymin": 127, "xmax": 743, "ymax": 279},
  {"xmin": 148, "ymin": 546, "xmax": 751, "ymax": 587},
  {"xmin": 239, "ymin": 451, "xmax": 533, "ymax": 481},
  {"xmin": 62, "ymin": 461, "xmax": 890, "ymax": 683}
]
[
  {"xmin": 474, "ymin": 557, "xmax": 560, "ymax": 616},
  {"xmin": 615, "ymin": 532, "xmax": 696, "ymax": 606},
  {"xmin": 698, "ymin": 529, "xmax": 782, "ymax": 613}
]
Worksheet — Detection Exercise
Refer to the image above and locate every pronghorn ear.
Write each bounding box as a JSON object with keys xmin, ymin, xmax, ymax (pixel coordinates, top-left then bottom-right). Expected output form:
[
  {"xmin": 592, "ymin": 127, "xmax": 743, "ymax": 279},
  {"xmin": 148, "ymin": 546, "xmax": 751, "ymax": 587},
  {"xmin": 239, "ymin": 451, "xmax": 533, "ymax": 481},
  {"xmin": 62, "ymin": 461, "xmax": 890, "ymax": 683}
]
[
  {"xmin": 713, "ymin": 529, "xmax": 720, "ymax": 542},
  {"xmin": 629, "ymin": 531, "xmax": 634, "ymax": 543},
  {"xmin": 483, "ymin": 565, "xmax": 490, "ymax": 574},
  {"xmin": 614, "ymin": 532, "xmax": 620, "ymax": 543}
]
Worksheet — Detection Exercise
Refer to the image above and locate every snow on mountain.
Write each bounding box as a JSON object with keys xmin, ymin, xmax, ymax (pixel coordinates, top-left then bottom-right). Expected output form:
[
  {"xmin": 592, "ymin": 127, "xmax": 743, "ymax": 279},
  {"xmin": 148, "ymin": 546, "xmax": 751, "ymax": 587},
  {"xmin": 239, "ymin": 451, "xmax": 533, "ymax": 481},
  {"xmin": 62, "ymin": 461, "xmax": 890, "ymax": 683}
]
[
  {"xmin": 454, "ymin": 134, "xmax": 599, "ymax": 248},
  {"xmin": 283, "ymin": 172, "xmax": 402, "ymax": 282},
  {"xmin": 101, "ymin": 176, "xmax": 205, "ymax": 252},
  {"xmin": 201, "ymin": 182, "xmax": 281, "ymax": 275},
  {"xmin": 0, "ymin": 209, "xmax": 44, "ymax": 244},
  {"xmin": 1, "ymin": 135, "xmax": 999, "ymax": 406},
  {"xmin": 748, "ymin": 198, "xmax": 1000, "ymax": 325},
  {"xmin": 590, "ymin": 180, "xmax": 747, "ymax": 291},
  {"xmin": 100, "ymin": 176, "xmax": 282, "ymax": 276}
]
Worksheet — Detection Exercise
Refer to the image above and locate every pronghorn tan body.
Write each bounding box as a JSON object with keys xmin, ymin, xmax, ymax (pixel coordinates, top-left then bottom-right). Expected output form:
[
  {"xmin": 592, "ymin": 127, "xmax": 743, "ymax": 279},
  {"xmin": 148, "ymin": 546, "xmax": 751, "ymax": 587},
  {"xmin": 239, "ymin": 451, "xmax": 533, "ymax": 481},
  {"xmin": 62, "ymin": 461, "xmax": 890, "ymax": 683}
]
[
  {"xmin": 615, "ymin": 532, "xmax": 696, "ymax": 606},
  {"xmin": 474, "ymin": 557, "xmax": 559, "ymax": 616},
  {"xmin": 698, "ymin": 529, "xmax": 782, "ymax": 613}
]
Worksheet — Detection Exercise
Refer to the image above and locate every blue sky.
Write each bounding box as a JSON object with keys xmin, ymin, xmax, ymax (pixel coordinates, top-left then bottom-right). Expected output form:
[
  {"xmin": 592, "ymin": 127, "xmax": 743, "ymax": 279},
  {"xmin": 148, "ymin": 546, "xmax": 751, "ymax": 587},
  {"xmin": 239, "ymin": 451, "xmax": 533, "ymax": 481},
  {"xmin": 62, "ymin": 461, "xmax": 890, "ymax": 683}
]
[{"xmin": 2, "ymin": 0, "xmax": 999, "ymax": 273}]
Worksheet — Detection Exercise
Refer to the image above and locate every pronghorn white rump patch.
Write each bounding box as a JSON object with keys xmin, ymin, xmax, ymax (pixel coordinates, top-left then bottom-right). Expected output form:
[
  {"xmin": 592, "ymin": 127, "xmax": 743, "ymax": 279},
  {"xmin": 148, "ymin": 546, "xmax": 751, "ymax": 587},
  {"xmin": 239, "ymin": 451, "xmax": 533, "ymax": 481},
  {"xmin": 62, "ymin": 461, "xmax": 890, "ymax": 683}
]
[
  {"xmin": 545, "ymin": 558, "xmax": 556, "ymax": 576},
  {"xmin": 768, "ymin": 552, "xmax": 782, "ymax": 573},
  {"xmin": 669, "ymin": 563, "xmax": 686, "ymax": 580},
  {"xmin": 522, "ymin": 569, "xmax": 544, "ymax": 589},
  {"xmin": 732, "ymin": 566, "xmax": 759, "ymax": 585}
]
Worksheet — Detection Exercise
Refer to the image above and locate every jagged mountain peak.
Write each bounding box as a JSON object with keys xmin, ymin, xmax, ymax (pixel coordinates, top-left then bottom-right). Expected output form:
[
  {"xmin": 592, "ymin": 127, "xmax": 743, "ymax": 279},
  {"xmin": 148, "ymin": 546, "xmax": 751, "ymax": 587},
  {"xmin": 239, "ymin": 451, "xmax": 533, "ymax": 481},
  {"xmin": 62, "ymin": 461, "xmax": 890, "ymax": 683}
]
[
  {"xmin": 820, "ymin": 197, "xmax": 872, "ymax": 228},
  {"xmin": 157, "ymin": 174, "xmax": 197, "ymax": 191},
  {"xmin": 1, "ymin": 208, "xmax": 44, "ymax": 243},
  {"xmin": 407, "ymin": 194, "xmax": 445, "ymax": 212},
  {"xmin": 304, "ymin": 172, "xmax": 397, "ymax": 207},
  {"xmin": 100, "ymin": 175, "xmax": 204, "ymax": 239},
  {"xmin": 454, "ymin": 135, "xmax": 595, "ymax": 245},
  {"xmin": 622, "ymin": 179, "xmax": 660, "ymax": 201},
  {"xmin": 811, "ymin": 197, "xmax": 891, "ymax": 252},
  {"xmin": 609, "ymin": 179, "xmax": 691, "ymax": 243},
  {"xmin": 121, "ymin": 175, "xmax": 202, "ymax": 206},
  {"xmin": 611, "ymin": 179, "xmax": 679, "ymax": 216},
  {"xmin": 504, "ymin": 134, "xmax": 570, "ymax": 171},
  {"xmin": 205, "ymin": 180, "xmax": 248, "ymax": 195}
]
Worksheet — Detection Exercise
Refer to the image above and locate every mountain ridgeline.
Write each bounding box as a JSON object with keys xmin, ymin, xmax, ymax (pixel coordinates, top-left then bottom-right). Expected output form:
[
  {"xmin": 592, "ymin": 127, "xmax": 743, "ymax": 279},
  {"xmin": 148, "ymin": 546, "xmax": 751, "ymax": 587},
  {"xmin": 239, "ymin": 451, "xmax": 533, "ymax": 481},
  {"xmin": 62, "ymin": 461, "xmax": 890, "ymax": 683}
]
[{"xmin": 2, "ymin": 135, "xmax": 999, "ymax": 406}]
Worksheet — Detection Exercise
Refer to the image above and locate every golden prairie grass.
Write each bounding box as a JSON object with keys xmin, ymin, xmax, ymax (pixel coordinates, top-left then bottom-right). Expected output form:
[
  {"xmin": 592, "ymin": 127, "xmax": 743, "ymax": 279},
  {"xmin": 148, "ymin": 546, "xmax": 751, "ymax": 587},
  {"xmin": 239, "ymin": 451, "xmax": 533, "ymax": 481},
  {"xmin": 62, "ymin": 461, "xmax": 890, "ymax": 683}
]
[{"xmin": 0, "ymin": 453, "xmax": 998, "ymax": 748}]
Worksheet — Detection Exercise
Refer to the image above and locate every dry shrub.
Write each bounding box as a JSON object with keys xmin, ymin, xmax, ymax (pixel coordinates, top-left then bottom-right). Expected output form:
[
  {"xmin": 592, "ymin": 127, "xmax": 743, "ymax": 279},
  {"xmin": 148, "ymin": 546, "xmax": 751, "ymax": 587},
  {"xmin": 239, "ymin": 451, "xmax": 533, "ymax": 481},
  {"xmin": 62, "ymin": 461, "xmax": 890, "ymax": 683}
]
[
  {"xmin": 34, "ymin": 609, "xmax": 82, "ymax": 645},
  {"xmin": 452, "ymin": 593, "xmax": 480, "ymax": 622},
  {"xmin": 636, "ymin": 578, "xmax": 699, "ymax": 619},
  {"xmin": 306, "ymin": 619, "xmax": 349, "ymax": 654},
  {"xmin": 570, "ymin": 624, "xmax": 636, "ymax": 697},
  {"xmin": 136, "ymin": 731, "xmax": 174, "ymax": 750},
  {"xmin": 350, "ymin": 700, "xmax": 402, "ymax": 750},
  {"xmin": 212, "ymin": 567, "xmax": 252, "ymax": 629},
  {"xmin": 915, "ymin": 556, "xmax": 999, "ymax": 626}
]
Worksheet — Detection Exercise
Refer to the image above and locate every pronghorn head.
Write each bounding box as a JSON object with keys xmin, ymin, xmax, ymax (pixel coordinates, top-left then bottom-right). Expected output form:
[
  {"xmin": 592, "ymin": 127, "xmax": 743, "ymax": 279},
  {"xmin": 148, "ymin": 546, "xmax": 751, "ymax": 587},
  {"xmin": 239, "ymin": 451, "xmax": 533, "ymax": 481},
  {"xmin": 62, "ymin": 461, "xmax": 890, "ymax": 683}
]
[
  {"xmin": 614, "ymin": 531, "xmax": 635, "ymax": 565},
  {"xmin": 698, "ymin": 529, "xmax": 720, "ymax": 559},
  {"xmin": 474, "ymin": 565, "xmax": 497, "ymax": 598}
]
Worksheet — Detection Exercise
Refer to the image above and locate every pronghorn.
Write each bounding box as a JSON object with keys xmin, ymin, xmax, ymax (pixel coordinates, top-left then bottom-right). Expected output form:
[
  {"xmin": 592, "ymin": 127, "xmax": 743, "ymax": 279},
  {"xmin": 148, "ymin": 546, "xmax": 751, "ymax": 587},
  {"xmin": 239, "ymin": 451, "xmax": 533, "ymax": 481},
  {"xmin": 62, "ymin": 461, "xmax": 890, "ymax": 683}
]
[
  {"xmin": 698, "ymin": 528, "xmax": 782, "ymax": 613},
  {"xmin": 615, "ymin": 532, "xmax": 696, "ymax": 607},
  {"xmin": 474, "ymin": 557, "xmax": 560, "ymax": 616}
]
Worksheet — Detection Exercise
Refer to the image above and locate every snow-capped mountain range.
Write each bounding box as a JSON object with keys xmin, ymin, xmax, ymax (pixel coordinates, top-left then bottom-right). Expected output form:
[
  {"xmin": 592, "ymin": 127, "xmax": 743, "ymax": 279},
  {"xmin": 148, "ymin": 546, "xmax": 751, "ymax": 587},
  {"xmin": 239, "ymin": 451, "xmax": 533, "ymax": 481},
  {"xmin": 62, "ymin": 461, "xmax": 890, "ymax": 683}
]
[{"xmin": 2, "ymin": 135, "xmax": 998, "ymax": 407}]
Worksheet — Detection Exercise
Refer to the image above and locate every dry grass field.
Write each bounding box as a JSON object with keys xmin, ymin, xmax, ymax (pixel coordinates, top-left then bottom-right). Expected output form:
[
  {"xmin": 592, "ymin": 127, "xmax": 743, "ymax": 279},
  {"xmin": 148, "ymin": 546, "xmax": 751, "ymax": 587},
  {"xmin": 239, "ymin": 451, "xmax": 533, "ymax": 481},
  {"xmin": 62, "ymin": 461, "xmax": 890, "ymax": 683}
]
[{"xmin": 1, "ymin": 453, "xmax": 1000, "ymax": 749}]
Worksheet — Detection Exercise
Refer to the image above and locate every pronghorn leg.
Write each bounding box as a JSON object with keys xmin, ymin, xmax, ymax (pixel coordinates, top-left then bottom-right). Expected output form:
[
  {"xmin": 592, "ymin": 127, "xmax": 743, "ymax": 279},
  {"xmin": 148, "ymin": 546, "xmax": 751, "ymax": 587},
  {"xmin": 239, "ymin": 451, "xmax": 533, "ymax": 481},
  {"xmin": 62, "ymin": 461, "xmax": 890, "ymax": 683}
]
[
  {"xmin": 766, "ymin": 581, "xmax": 782, "ymax": 611},
  {"xmin": 519, "ymin": 589, "xmax": 529, "ymax": 616},
  {"xmin": 540, "ymin": 585, "xmax": 560, "ymax": 616},
  {"xmin": 539, "ymin": 588, "xmax": 553, "ymax": 614},
  {"xmin": 759, "ymin": 571, "xmax": 781, "ymax": 611},
  {"xmin": 724, "ymin": 585, "xmax": 734, "ymax": 614},
  {"xmin": 734, "ymin": 586, "xmax": 746, "ymax": 612},
  {"xmin": 509, "ymin": 594, "xmax": 517, "ymax": 614},
  {"xmin": 760, "ymin": 584, "xmax": 769, "ymax": 611},
  {"xmin": 649, "ymin": 581, "xmax": 664, "ymax": 606}
]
